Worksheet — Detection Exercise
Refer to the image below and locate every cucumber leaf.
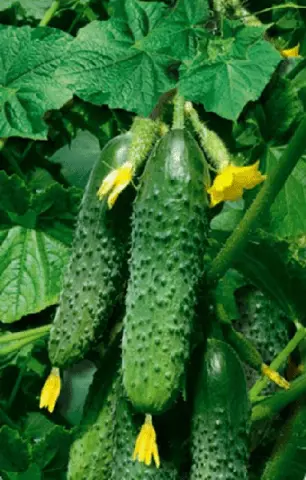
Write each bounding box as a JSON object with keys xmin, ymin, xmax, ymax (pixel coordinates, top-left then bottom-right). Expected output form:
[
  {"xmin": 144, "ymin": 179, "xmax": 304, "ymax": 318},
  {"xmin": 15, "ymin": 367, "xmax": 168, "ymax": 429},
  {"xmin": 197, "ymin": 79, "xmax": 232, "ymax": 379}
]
[
  {"xmin": 142, "ymin": 0, "xmax": 210, "ymax": 60},
  {"xmin": 0, "ymin": 426, "xmax": 30, "ymax": 472},
  {"xmin": 265, "ymin": 146, "xmax": 306, "ymax": 239},
  {"xmin": 0, "ymin": 173, "xmax": 80, "ymax": 323},
  {"xmin": 55, "ymin": 17, "xmax": 175, "ymax": 116},
  {"xmin": 49, "ymin": 130, "xmax": 101, "ymax": 188},
  {"xmin": 0, "ymin": 26, "xmax": 73, "ymax": 139},
  {"xmin": 179, "ymin": 21, "xmax": 281, "ymax": 120},
  {"xmin": 0, "ymin": 226, "xmax": 70, "ymax": 323}
]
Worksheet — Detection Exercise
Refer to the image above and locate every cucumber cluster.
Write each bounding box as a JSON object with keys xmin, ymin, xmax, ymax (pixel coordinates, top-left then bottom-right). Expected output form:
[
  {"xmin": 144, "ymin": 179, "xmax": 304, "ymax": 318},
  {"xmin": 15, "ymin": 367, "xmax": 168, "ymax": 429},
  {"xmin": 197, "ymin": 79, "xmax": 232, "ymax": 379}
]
[{"xmin": 47, "ymin": 108, "xmax": 291, "ymax": 478}]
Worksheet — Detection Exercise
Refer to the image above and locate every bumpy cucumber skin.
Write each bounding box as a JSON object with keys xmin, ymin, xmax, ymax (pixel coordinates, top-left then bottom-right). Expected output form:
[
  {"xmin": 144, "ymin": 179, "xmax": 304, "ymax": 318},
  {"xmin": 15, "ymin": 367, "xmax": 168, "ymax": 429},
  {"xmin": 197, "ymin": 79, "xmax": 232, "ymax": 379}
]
[
  {"xmin": 49, "ymin": 134, "xmax": 132, "ymax": 368},
  {"xmin": 111, "ymin": 383, "xmax": 178, "ymax": 480},
  {"xmin": 191, "ymin": 339, "xmax": 250, "ymax": 480},
  {"xmin": 123, "ymin": 129, "xmax": 208, "ymax": 414},
  {"xmin": 68, "ymin": 371, "xmax": 178, "ymax": 480},
  {"xmin": 68, "ymin": 382, "xmax": 116, "ymax": 480},
  {"xmin": 234, "ymin": 287, "xmax": 290, "ymax": 390}
]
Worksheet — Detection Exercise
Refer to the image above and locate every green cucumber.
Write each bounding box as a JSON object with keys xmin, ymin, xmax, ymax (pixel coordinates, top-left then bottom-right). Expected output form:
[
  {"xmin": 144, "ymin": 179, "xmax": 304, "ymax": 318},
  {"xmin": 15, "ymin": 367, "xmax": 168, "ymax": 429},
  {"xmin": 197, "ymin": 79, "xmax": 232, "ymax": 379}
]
[
  {"xmin": 68, "ymin": 368, "xmax": 178, "ymax": 479},
  {"xmin": 123, "ymin": 129, "xmax": 208, "ymax": 414},
  {"xmin": 49, "ymin": 133, "xmax": 133, "ymax": 368},
  {"xmin": 67, "ymin": 377, "xmax": 117, "ymax": 480},
  {"xmin": 234, "ymin": 287, "xmax": 290, "ymax": 389},
  {"xmin": 190, "ymin": 339, "xmax": 250, "ymax": 480},
  {"xmin": 111, "ymin": 382, "xmax": 178, "ymax": 480}
]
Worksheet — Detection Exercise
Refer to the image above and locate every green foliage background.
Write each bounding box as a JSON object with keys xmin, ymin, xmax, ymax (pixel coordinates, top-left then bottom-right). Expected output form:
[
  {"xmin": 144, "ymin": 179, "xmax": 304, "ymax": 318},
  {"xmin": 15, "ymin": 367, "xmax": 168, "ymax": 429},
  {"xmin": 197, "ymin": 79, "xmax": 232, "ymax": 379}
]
[{"xmin": 0, "ymin": 0, "xmax": 306, "ymax": 478}]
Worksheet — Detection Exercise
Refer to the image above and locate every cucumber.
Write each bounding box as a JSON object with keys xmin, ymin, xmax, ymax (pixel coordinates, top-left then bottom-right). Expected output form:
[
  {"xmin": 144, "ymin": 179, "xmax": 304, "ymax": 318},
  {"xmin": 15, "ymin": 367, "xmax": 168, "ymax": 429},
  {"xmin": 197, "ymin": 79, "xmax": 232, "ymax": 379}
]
[
  {"xmin": 67, "ymin": 377, "xmax": 117, "ymax": 480},
  {"xmin": 234, "ymin": 287, "xmax": 290, "ymax": 390},
  {"xmin": 123, "ymin": 129, "xmax": 208, "ymax": 414},
  {"xmin": 190, "ymin": 339, "xmax": 250, "ymax": 480},
  {"xmin": 111, "ymin": 382, "xmax": 178, "ymax": 480},
  {"xmin": 68, "ymin": 368, "xmax": 178, "ymax": 479},
  {"xmin": 49, "ymin": 133, "xmax": 133, "ymax": 368}
]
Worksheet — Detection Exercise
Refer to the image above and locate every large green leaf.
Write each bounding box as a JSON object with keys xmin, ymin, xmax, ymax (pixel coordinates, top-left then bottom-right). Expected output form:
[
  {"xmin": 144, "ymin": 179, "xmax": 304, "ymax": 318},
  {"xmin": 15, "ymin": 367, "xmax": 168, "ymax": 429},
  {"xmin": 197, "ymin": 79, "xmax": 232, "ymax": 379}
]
[
  {"xmin": 4, "ymin": 465, "xmax": 41, "ymax": 480},
  {"xmin": 265, "ymin": 146, "xmax": 306, "ymax": 239},
  {"xmin": 50, "ymin": 130, "xmax": 101, "ymax": 188},
  {"xmin": 179, "ymin": 21, "xmax": 281, "ymax": 120},
  {"xmin": 0, "ymin": 426, "xmax": 30, "ymax": 472},
  {"xmin": 0, "ymin": 26, "xmax": 73, "ymax": 139},
  {"xmin": 0, "ymin": 226, "xmax": 69, "ymax": 323},
  {"xmin": 55, "ymin": 16, "xmax": 175, "ymax": 116},
  {"xmin": 142, "ymin": 0, "xmax": 209, "ymax": 60}
]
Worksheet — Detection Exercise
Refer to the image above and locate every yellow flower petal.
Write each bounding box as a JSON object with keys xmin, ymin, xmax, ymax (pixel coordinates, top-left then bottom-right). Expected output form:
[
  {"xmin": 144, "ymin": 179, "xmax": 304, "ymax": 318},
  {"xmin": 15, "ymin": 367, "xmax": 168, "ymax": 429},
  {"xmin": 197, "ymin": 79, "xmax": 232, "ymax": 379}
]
[
  {"xmin": 133, "ymin": 414, "xmax": 160, "ymax": 468},
  {"xmin": 262, "ymin": 364, "xmax": 290, "ymax": 390},
  {"xmin": 281, "ymin": 44, "xmax": 300, "ymax": 58},
  {"xmin": 97, "ymin": 161, "xmax": 133, "ymax": 208},
  {"xmin": 207, "ymin": 161, "xmax": 266, "ymax": 207},
  {"xmin": 39, "ymin": 367, "xmax": 61, "ymax": 413},
  {"xmin": 231, "ymin": 161, "xmax": 267, "ymax": 190},
  {"xmin": 97, "ymin": 170, "xmax": 119, "ymax": 198}
]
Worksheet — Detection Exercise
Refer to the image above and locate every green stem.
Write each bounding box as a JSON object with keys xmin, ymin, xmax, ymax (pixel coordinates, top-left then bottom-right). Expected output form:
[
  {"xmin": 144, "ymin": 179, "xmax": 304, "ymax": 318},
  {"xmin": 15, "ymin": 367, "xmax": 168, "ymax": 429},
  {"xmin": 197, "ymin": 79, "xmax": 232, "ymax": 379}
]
[
  {"xmin": 0, "ymin": 325, "xmax": 51, "ymax": 344},
  {"xmin": 207, "ymin": 116, "xmax": 306, "ymax": 282},
  {"xmin": 172, "ymin": 94, "xmax": 185, "ymax": 130},
  {"xmin": 7, "ymin": 364, "xmax": 26, "ymax": 409},
  {"xmin": 0, "ymin": 330, "xmax": 50, "ymax": 357},
  {"xmin": 251, "ymin": 371, "xmax": 306, "ymax": 423},
  {"xmin": 249, "ymin": 327, "xmax": 306, "ymax": 402},
  {"xmin": 39, "ymin": 0, "xmax": 60, "ymax": 26}
]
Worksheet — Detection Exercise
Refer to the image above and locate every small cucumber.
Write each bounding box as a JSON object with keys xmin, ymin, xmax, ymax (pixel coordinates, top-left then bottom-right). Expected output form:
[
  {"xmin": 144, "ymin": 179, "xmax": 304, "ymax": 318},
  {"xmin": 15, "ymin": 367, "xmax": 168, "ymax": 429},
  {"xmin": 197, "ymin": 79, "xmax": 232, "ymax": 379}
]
[
  {"xmin": 49, "ymin": 133, "xmax": 133, "ymax": 368},
  {"xmin": 234, "ymin": 287, "xmax": 290, "ymax": 389},
  {"xmin": 190, "ymin": 339, "xmax": 250, "ymax": 480},
  {"xmin": 123, "ymin": 129, "xmax": 208, "ymax": 414}
]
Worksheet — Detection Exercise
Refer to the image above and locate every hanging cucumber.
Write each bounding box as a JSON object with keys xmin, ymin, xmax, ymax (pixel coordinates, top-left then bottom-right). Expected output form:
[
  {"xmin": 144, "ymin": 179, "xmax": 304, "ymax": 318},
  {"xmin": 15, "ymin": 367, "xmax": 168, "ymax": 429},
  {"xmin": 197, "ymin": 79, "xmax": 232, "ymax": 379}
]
[
  {"xmin": 48, "ymin": 133, "xmax": 133, "ymax": 370},
  {"xmin": 68, "ymin": 367, "xmax": 178, "ymax": 479},
  {"xmin": 122, "ymin": 126, "xmax": 209, "ymax": 466},
  {"xmin": 111, "ymin": 382, "xmax": 179, "ymax": 480},
  {"xmin": 233, "ymin": 287, "xmax": 290, "ymax": 390},
  {"xmin": 190, "ymin": 339, "xmax": 250, "ymax": 480},
  {"xmin": 123, "ymin": 128, "xmax": 209, "ymax": 414},
  {"xmin": 40, "ymin": 118, "xmax": 161, "ymax": 414},
  {"xmin": 67, "ymin": 346, "xmax": 119, "ymax": 480}
]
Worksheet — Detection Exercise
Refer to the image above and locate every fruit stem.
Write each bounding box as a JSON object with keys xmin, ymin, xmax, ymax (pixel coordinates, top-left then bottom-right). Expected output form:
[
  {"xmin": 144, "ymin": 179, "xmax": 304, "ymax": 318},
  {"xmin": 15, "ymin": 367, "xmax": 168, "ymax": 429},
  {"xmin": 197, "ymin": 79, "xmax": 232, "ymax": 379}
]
[
  {"xmin": 39, "ymin": 0, "xmax": 60, "ymax": 26},
  {"xmin": 249, "ymin": 326, "xmax": 306, "ymax": 402},
  {"xmin": 172, "ymin": 94, "xmax": 185, "ymax": 130},
  {"xmin": 207, "ymin": 116, "xmax": 306, "ymax": 282}
]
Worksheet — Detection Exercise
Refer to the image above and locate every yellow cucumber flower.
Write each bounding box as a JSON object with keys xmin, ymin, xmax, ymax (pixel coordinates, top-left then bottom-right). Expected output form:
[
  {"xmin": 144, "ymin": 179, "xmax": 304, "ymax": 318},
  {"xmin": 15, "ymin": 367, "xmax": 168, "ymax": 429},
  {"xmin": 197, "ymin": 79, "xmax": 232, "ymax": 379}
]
[
  {"xmin": 39, "ymin": 367, "xmax": 61, "ymax": 413},
  {"xmin": 133, "ymin": 414, "xmax": 160, "ymax": 468},
  {"xmin": 207, "ymin": 161, "xmax": 266, "ymax": 207},
  {"xmin": 97, "ymin": 161, "xmax": 133, "ymax": 209},
  {"xmin": 261, "ymin": 364, "xmax": 290, "ymax": 390},
  {"xmin": 281, "ymin": 44, "xmax": 300, "ymax": 58}
]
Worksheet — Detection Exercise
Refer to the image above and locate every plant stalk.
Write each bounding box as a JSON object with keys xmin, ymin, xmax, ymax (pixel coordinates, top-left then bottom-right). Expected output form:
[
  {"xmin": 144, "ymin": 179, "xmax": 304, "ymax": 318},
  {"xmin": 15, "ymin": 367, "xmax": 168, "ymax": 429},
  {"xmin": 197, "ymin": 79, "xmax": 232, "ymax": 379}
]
[
  {"xmin": 251, "ymin": 371, "xmax": 306, "ymax": 423},
  {"xmin": 39, "ymin": 0, "xmax": 60, "ymax": 26},
  {"xmin": 250, "ymin": 327, "xmax": 306, "ymax": 402},
  {"xmin": 0, "ymin": 324, "xmax": 51, "ymax": 344},
  {"xmin": 207, "ymin": 116, "xmax": 306, "ymax": 282},
  {"xmin": 172, "ymin": 94, "xmax": 185, "ymax": 130}
]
